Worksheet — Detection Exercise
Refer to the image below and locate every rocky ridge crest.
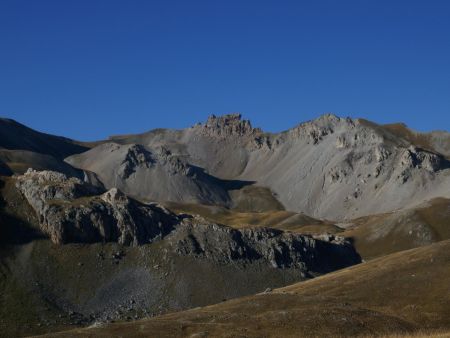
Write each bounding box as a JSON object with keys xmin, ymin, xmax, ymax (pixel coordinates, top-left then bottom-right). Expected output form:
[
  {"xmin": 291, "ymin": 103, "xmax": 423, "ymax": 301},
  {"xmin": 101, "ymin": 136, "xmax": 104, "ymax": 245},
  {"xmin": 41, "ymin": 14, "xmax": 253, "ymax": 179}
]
[
  {"xmin": 16, "ymin": 169, "xmax": 180, "ymax": 245},
  {"xmin": 14, "ymin": 169, "xmax": 359, "ymax": 272},
  {"xmin": 196, "ymin": 113, "xmax": 262, "ymax": 139},
  {"xmin": 171, "ymin": 220, "xmax": 359, "ymax": 273}
]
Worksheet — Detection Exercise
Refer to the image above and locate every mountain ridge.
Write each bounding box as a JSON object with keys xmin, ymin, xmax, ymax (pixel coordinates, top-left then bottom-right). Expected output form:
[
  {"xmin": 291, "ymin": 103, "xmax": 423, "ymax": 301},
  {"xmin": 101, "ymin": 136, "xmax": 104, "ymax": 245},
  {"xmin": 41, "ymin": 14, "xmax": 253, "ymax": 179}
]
[
  {"xmin": 64, "ymin": 113, "xmax": 450, "ymax": 220},
  {"xmin": 3, "ymin": 114, "xmax": 450, "ymax": 220},
  {"xmin": 1, "ymin": 113, "xmax": 450, "ymax": 337}
]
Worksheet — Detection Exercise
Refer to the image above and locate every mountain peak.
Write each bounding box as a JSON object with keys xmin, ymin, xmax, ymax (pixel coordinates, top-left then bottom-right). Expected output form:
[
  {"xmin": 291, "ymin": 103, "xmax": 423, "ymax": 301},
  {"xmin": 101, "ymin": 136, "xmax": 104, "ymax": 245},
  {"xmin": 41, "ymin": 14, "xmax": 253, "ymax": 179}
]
[{"xmin": 198, "ymin": 113, "xmax": 261, "ymax": 138}]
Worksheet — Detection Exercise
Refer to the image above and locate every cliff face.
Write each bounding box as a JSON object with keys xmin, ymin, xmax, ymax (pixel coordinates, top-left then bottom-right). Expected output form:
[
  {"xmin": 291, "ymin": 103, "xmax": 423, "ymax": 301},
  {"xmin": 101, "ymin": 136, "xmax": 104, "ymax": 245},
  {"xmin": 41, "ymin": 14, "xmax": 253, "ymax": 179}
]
[
  {"xmin": 14, "ymin": 169, "xmax": 360, "ymax": 275},
  {"xmin": 15, "ymin": 169, "xmax": 180, "ymax": 246},
  {"xmin": 171, "ymin": 221, "xmax": 360, "ymax": 274}
]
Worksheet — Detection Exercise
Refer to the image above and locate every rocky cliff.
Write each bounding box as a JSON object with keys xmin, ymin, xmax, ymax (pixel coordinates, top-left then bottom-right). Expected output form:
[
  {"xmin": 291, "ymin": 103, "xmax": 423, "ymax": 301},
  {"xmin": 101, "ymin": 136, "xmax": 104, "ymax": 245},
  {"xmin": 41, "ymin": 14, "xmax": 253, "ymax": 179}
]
[
  {"xmin": 15, "ymin": 169, "xmax": 180, "ymax": 246},
  {"xmin": 14, "ymin": 169, "xmax": 359, "ymax": 274}
]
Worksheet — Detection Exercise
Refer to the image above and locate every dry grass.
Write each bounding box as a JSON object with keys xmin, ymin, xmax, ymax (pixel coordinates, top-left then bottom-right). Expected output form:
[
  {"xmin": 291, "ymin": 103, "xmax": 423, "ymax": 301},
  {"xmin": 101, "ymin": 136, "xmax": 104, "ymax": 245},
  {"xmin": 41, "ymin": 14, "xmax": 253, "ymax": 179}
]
[
  {"xmin": 164, "ymin": 201, "xmax": 341, "ymax": 235},
  {"xmin": 361, "ymin": 331, "xmax": 450, "ymax": 338},
  {"xmin": 382, "ymin": 123, "xmax": 435, "ymax": 152},
  {"xmin": 41, "ymin": 240, "xmax": 450, "ymax": 338},
  {"xmin": 342, "ymin": 198, "xmax": 450, "ymax": 260}
]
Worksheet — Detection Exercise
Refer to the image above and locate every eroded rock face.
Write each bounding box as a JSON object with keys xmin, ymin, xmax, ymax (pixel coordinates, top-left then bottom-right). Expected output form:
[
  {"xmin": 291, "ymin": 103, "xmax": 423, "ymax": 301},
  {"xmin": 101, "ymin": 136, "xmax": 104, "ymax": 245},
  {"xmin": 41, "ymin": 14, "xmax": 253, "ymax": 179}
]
[
  {"xmin": 197, "ymin": 113, "xmax": 262, "ymax": 138},
  {"xmin": 16, "ymin": 169, "xmax": 180, "ymax": 245},
  {"xmin": 14, "ymin": 169, "xmax": 360, "ymax": 274},
  {"xmin": 170, "ymin": 219, "xmax": 360, "ymax": 274},
  {"xmin": 119, "ymin": 144, "xmax": 155, "ymax": 179},
  {"xmin": 66, "ymin": 143, "xmax": 231, "ymax": 205}
]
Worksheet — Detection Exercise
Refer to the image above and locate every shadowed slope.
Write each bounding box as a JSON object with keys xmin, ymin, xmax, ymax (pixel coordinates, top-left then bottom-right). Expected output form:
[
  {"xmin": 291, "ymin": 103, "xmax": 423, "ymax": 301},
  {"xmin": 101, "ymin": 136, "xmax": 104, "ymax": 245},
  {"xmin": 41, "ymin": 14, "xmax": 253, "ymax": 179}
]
[
  {"xmin": 0, "ymin": 118, "xmax": 90, "ymax": 176},
  {"xmin": 42, "ymin": 240, "xmax": 450, "ymax": 338},
  {"xmin": 66, "ymin": 143, "xmax": 233, "ymax": 205},
  {"xmin": 0, "ymin": 172, "xmax": 359, "ymax": 337},
  {"xmin": 0, "ymin": 118, "xmax": 88, "ymax": 159}
]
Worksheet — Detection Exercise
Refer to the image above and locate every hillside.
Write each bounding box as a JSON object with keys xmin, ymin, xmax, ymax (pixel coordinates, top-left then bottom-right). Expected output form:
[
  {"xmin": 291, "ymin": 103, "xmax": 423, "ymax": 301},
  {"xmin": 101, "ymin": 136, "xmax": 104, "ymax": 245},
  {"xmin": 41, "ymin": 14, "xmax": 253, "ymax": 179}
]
[
  {"xmin": 0, "ymin": 118, "xmax": 88, "ymax": 159},
  {"xmin": 1, "ymin": 114, "xmax": 450, "ymax": 338},
  {"xmin": 170, "ymin": 197, "xmax": 450, "ymax": 261},
  {"xmin": 66, "ymin": 143, "xmax": 232, "ymax": 205},
  {"xmin": 42, "ymin": 240, "xmax": 450, "ymax": 338},
  {"xmin": 0, "ymin": 118, "xmax": 89, "ymax": 176},
  {"xmin": 2, "ymin": 114, "xmax": 450, "ymax": 220},
  {"xmin": 0, "ymin": 172, "xmax": 359, "ymax": 338}
]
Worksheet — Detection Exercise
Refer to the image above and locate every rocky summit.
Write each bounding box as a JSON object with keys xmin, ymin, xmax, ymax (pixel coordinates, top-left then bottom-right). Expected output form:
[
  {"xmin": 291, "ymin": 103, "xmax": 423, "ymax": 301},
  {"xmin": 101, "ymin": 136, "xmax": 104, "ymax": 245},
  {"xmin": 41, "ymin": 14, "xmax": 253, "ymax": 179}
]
[
  {"xmin": 66, "ymin": 113, "xmax": 450, "ymax": 220},
  {"xmin": 0, "ymin": 114, "xmax": 449, "ymax": 338}
]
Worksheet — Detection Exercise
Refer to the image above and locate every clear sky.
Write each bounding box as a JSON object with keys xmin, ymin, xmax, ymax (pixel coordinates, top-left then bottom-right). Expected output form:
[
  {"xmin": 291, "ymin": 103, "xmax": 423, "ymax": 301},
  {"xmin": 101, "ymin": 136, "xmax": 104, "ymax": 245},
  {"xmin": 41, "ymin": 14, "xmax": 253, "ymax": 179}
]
[{"xmin": 0, "ymin": 0, "xmax": 449, "ymax": 140}]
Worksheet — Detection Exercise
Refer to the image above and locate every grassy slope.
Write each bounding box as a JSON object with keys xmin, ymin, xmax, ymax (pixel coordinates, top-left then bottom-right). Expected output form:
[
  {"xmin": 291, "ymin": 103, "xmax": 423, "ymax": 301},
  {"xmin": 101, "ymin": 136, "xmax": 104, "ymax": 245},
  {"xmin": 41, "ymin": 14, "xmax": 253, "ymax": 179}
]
[
  {"xmin": 42, "ymin": 240, "xmax": 450, "ymax": 338},
  {"xmin": 166, "ymin": 196, "xmax": 450, "ymax": 261},
  {"xmin": 342, "ymin": 198, "xmax": 450, "ymax": 260},
  {"xmin": 164, "ymin": 199, "xmax": 342, "ymax": 236},
  {"xmin": 382, "ymin": 123, "xmax": 436, "ymax": 152}
]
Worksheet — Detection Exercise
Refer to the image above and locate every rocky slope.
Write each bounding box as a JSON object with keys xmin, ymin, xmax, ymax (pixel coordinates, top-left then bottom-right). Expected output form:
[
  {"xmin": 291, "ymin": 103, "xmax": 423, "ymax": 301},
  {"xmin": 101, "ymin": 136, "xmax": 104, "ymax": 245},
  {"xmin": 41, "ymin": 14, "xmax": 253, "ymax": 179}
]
[
  {"xmin": 14, "ymin": 169, "xmax": 358, "ymax": 271},
  {"xmin": 382, "ymin": 122, "xmax": 450, "ymax": 158},
  {"xmin": 1, "ymin": 114, "xmax": 450, "ymax": 337},
  {"xmin": 15, "ymin": 169, "xmax": 180, "ymax": 246},
  {"xmin": 42, "ymin": 239, "xmax": 450, "ymax": 338},
  {"xmin": 66, "ymin": 143, "xmax": 231, "ymax": 205},
  {"xmin": 67, "ymin": 113, "xmax": 450, "ymax": 220},
  {"xmin": 170, "ymin": 221, "xmax": 358, "ymax": 273},
  {"xmin": 3, "ymin": 113, "xmax": 450, "ymax": 220},
  {"xmin": 0, "ymin": 170, "xmax": 360, "ymax": 337}
]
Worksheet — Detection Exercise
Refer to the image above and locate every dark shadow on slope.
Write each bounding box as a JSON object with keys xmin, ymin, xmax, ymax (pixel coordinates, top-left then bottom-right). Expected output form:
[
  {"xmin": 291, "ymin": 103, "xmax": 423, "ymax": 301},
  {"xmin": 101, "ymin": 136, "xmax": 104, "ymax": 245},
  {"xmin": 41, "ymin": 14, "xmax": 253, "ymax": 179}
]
[
  {"xmin": 0, "ymin": 179, "xmax": 46, "ymax": 246},
  {"xmin": 220, "ymin": 178, "xmax": 256, "ymax": 191},
  {"xmin": 415, "ymin": 147, "xmax": 450, "ymax": 171},
  {"xmin": 187, "ymin": 164, "xmax": 256, "ymax": 191},
  {"xmin": 0, "ymin": 211, "xmax": 46, "ymax": 246},
  {"xmin": 0, "ymin": 117, "xmax": 88, "ymax": 159},
  {"xmin": 187, "ymin": 165, "xmax": 285, "ymax": 212}
]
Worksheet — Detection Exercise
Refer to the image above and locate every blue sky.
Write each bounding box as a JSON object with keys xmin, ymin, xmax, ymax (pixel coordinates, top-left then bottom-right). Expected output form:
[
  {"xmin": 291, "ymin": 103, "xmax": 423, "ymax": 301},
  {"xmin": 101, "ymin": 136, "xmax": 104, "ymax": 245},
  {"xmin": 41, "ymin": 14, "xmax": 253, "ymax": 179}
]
[{"xmin": 0, "ymin": 0, "xmax": 449, "ymax": 140}]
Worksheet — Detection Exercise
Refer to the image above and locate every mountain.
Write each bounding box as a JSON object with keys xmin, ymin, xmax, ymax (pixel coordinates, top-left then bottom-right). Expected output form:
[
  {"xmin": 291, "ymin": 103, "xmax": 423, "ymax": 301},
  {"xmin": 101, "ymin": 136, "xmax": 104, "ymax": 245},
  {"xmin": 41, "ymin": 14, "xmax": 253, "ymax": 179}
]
[
  {"xmin": 66, "ymin": 113, "xmax": 450, "ymax": 220},
  {"xmin": 382, "ymin": 122, "xmax": 450, "ymax": 158},
  {"xmin": 0, "ymin": 118, "xmax": 88, "ymax": 158},
  {"xmin": 0, "ymin": 118, "xmax": 90, "ymax": 176},
  {"xmin": 3, "ymin": 113, "xmax": 450, "ymax": 220},
  {"xmin": 169, "ymin": 197, "xmax": 450, "ymax": 261},
  {"xmin": 42, "ymin": 239, "xmax": 450, "ymax": 338},
  {"xmin": 1, "ymin": 113, "xmax": 450, "ymax": 338},
  {"xmin": 66, "ymin": 143, "xmax": 231, "ymax": 205},
  {"xmin": 0, "ymin": 170, "xmax": 359, "ymax": 337}
]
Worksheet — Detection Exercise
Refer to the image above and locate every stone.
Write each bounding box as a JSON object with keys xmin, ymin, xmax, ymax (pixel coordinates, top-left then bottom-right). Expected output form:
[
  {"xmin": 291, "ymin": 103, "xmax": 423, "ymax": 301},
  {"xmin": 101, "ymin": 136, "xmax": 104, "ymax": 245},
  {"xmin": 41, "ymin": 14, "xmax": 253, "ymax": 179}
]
[{"xmin": 16, "ymin": 170, "xmax": 180, "ymax": 246}]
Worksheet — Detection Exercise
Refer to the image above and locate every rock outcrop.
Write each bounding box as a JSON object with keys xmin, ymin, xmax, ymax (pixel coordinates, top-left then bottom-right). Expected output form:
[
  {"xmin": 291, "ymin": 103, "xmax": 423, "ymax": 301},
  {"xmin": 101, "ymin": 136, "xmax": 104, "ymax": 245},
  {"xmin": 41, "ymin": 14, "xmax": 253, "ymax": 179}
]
[
  {"xmin": 171, "ymin": 220, "xmax": 360, "ymax": 273},
  {"xmin": 14, "ymin": 169, "xmax": 360, "ymax": 274},
  {"xmin": 197, "ymin": 113, "xmax": 262, "ymax": 138},
  {"xmin": 16, "ymin": 169, "xmax": 180, "ymax": 245}
]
